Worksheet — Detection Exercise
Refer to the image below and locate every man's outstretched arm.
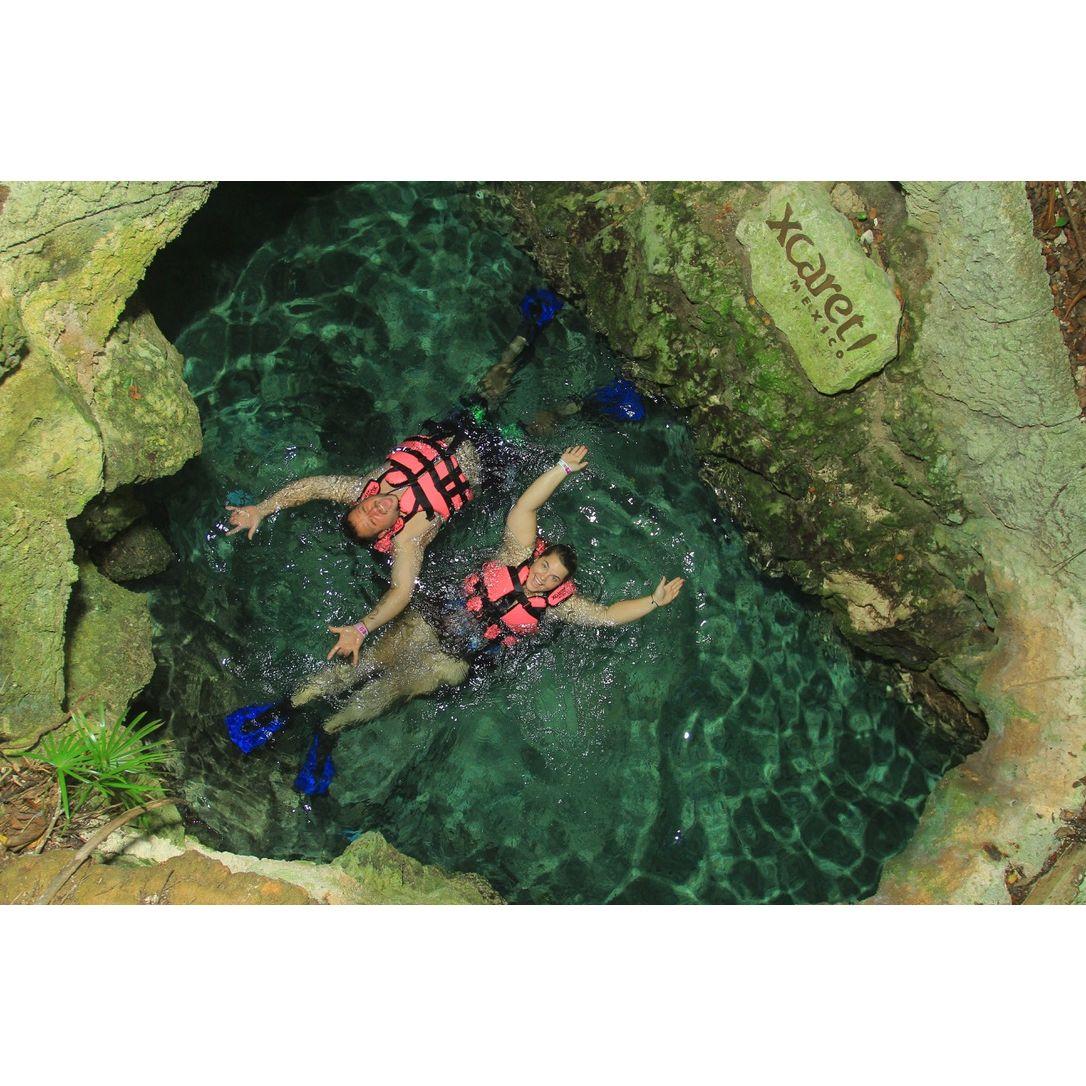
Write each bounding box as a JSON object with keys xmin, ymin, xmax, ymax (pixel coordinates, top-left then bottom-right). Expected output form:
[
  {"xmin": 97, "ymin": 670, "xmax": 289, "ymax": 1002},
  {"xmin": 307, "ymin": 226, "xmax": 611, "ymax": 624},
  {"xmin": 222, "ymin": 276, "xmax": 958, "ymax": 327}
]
[
  {"xmin": 325, "ymin": 536, "xmax": 425, "ymax": 665},
  {"xmin": 225, "ymin": 472, "xmax": 371, "ymax": 539}
]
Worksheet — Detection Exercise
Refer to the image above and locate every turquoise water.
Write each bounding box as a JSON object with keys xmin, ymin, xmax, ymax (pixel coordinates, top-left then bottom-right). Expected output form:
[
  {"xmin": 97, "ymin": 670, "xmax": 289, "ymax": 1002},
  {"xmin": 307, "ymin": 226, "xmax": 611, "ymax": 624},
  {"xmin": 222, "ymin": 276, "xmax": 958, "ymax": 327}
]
[{"xmin": 140, "ymin": 182, "xmax": 954, "ymax": 904}]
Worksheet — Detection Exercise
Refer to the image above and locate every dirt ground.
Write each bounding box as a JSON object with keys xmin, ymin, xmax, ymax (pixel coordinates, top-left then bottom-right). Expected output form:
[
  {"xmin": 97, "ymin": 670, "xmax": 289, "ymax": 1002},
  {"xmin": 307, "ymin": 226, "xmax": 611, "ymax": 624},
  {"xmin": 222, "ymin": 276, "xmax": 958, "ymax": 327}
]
[
  {"xmin": 0, "ymin": 758, "xmax": 107, "ymax": 863},
  {"xmin": 1026, "ymin": 181, "xmax": 1086, "ymax": 412}
]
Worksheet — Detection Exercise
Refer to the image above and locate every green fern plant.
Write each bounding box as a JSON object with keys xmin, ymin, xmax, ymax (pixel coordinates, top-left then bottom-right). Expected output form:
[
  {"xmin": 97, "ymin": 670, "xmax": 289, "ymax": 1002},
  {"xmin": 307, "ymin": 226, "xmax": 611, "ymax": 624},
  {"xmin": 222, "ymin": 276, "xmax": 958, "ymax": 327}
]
[{"xmin": 29, "ymin": 708, "xmax": 172, "ymax": 820}]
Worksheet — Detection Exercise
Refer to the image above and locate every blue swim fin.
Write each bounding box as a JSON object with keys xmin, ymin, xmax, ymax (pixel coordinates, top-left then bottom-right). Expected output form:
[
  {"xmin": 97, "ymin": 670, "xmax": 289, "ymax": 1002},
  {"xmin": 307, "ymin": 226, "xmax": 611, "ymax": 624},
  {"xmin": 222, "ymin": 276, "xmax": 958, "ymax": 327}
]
[
  {"xmin": 518, "ymin": 288, "xmax": 564, "ymax": 343},
  {"xmin": 294, "ymin": 730, "xmax": 336, "ymax": 797},
  {"xmin": 225, "ymin": 700, "xmax": 294, "ymax": 753},
  {"xmin": 587, "ymin": 378, "xmax": 646, "ymax": 422}
]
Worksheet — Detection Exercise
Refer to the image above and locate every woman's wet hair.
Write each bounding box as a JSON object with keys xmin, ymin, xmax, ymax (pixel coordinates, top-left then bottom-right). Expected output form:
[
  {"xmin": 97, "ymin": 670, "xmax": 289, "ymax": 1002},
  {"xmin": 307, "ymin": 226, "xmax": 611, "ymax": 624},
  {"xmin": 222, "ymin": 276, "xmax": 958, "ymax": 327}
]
[{"xmin": 542, "ymin": 543, "xmax": 577, "ymax": 584}]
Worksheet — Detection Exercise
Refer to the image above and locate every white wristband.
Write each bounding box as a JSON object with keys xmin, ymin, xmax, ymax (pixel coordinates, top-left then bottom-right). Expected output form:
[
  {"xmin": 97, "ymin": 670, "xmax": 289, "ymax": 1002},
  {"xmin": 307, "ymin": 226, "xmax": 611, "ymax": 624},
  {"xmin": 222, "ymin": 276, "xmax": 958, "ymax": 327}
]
[{"xmin": 558, "ymin": 459, "xmax": 572, "ymax": 475}]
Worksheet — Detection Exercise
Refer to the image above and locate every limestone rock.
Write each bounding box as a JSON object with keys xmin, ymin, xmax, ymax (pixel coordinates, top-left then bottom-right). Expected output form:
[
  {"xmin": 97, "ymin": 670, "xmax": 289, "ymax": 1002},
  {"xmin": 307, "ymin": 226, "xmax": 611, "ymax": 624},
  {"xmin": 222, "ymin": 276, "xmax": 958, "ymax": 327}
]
[
  {"xmin": 0, "ymin": 503, "xmax": 77, "ymax": 744},
  {"xmin": 736, "ymin": 183, "xmax": 902, "ymax": 394},
  {"xmin": 821, "ymin": 570, "xmax": 914, "ymax": 633},
  {"xmin": 92, "ymin": 303, "xmax": 202, "ymax": 490},
  {"xmin": 867, "ymin": 183, "xmax": 1086, "ymax": 902},
  {"xmin": 830, "ymin": 183, "xmax": 868, "ymax": 219},
  {"xmin": 0, "ymin": 181, "xmax": 213, "ymax": 358},
  {"xmin": 65, "ymin": 560, "xmax": 155, "ymax": 721},
  {"xmin": 71, "ymin": 486, "xmax": 147, "ymax": 545},
  {"xmin": 0, "ymin": 848, "xmax": 314, "ymax": 905},
  {"xmin": 0, "ymin": 181, "xmax": 212, "ymax": 746},
  {"xmin": 90, "ymin": 827, "xmax": 505, "ymax": 905},
  {"xmin": 334, "ymin": 831, "xmax": 505, "ymax": 904},
  {"xmin": 0, "ymin": 291, "xmax": 26, "ymax": 378},
  {"xmin": 96, "ymin": 521, "xmax": 174, "ymax": 581},
  {"xmin": 0, "ymin": 348, "xmax": 103, "ymax": 519}
]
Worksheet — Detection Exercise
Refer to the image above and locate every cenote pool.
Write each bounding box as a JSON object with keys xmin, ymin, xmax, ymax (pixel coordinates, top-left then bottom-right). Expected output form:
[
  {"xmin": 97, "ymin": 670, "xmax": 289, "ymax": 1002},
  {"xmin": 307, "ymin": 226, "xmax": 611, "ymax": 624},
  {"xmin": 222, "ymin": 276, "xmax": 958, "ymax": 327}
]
[{"xmin": 139, "ymin": 182, "xmax": 955, "ymax": 904}]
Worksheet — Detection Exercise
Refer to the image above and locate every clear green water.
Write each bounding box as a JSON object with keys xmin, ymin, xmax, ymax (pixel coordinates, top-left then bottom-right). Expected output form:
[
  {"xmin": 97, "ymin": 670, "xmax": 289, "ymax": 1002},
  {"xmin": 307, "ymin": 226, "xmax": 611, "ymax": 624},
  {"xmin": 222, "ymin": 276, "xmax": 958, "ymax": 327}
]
[{"xmin": 140, "ymin": 182, "xmax": 954, "ymax": 904}]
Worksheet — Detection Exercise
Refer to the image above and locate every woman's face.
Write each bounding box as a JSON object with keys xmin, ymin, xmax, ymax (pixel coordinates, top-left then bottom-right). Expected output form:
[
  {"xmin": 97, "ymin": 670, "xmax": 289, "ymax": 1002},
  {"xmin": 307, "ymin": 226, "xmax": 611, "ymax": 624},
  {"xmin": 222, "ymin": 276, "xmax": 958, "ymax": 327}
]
[
  {"xmin": 526, "ymin": 553, "xmax": 569, "ymax": 595},
  {"xmin": 346, "ymin": 493, "xmax": 400, "ymax": 538}
]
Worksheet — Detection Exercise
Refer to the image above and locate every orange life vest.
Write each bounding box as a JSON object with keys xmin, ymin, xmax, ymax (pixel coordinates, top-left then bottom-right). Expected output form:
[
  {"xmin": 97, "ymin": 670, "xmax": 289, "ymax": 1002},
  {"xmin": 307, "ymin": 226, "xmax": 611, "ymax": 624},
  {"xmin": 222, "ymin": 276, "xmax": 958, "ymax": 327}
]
[
  {"xmin": 462, "ymin": 538, "xmax": 576, "ymax": 647},
  {"xmin": 362, "ymin": 435, "xmax": 474, "ymax": 555}
]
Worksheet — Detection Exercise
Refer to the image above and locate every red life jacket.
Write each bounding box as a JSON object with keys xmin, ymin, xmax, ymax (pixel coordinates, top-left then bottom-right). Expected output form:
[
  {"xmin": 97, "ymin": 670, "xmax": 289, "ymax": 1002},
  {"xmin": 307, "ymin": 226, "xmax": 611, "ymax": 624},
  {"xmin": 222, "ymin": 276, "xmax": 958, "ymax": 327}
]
[
  {"xmin": 361, "ymin": 434, "xmax": 474, "ymax": 555},
  {"xmin": 462, "ymin": 538, "xmax": 576, "ymax": 647}
]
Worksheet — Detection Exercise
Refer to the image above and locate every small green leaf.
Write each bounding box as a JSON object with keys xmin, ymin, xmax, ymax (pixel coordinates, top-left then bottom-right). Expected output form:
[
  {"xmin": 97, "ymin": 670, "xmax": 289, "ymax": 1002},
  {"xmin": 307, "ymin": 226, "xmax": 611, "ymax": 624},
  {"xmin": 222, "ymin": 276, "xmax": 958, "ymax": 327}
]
[
  {"xmin": 1056, "ymin": 213, "xmax": 1070, "ymax": 228},
  {"xmin": 856, "ymin": 210, "xmax": 868, "ymax": 221}
]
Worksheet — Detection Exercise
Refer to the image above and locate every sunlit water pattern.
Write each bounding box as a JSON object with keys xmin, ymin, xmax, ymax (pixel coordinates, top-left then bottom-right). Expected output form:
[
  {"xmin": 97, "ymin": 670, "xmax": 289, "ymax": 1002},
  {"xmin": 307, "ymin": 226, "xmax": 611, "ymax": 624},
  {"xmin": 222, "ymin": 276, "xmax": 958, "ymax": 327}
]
[{"xmin": 140, "ymin": 183, "xmax": 954, "ymax": 904}]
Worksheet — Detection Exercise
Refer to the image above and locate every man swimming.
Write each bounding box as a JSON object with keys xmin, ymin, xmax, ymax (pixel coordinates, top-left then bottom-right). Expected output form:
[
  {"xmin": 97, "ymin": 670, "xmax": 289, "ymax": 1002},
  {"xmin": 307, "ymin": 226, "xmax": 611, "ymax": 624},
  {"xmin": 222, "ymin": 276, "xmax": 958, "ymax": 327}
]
[
  {"xmin": 230, "ymin": 444, "xmax": 684, "ymax": 794},
  {"xmin": 224, "ymin": 289, "xmax": 562, "ymax": 667}
]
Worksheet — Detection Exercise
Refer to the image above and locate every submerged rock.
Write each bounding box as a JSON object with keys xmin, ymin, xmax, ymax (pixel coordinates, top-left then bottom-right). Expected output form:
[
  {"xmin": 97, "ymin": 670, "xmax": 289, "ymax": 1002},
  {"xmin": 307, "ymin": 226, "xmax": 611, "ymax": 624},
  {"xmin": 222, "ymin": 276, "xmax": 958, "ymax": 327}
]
[{"xmin": 96, "ymin": 521, "xmax": 174, "ymax": 582}]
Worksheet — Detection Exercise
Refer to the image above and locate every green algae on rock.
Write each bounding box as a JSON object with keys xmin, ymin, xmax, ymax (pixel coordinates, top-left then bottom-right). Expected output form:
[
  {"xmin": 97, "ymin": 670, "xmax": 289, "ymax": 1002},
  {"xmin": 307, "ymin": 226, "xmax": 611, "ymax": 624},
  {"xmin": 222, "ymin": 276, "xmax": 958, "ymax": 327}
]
[
  {"xmin": 0, "ymin": 180, "xmax": 212, "ymax": 746},
  {"xmin": 736, "ymin": 184, "xmax": 902, "ymax": 394},
  {"xmin": 92, "ymin": 302, "xmax": 202, "ymax": 491},
  {"xmin": 65, "ymin": 560, "xmax": 155, "ymax": 721},
  {"xmin": 96, "ymin": 521, "xmax": 174, "ymax": 582},
  {"xmin": 71, "ymin": 487, "xmax": 147, "ymax": 545},
  {"xmin": 0, "ymin": 291, "xmax": 27, "ymax": 379},
  {"xmin": 333, "ymin": 831, "xmax": 505, "ymax": 904},
  {"xmin": 0, "ymin": 503, "xmax": 78, "ymax": 743},
  {"xmin": 496, "ymin": 181, "xmax": 987, "ymax": 743}
]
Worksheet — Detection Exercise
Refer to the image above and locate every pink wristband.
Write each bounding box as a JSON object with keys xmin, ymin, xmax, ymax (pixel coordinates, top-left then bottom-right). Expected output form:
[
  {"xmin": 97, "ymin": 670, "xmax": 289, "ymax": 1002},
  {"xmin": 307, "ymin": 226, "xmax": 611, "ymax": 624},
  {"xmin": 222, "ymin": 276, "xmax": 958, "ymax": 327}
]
[
  {"xmin": 558, "ymin": 459, "xmax": 572, "ymax": 475},
  {"xmin": 355, "ymin": 622, "xmax": 369, "ymax": 639}
]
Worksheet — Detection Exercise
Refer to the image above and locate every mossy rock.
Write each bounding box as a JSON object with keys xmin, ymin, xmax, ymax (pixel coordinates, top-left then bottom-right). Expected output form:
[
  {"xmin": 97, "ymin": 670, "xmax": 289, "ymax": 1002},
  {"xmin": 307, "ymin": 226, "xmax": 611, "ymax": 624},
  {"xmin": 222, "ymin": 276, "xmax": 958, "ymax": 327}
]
[
  {"xmin": 65, "ymin": 560, "xmax": 154, "ymax": 722},
  {"xmin": 334, "ymin": 831, "xmax": 504, "ymax": 904},
  {"xmin": 71, "ymin": 486, "xmax": 147, "ymax": 545},
  {"xmin": 96, "ymin": 521, "xmax": 174, "ymax": 582},
  {"xmin": 0, "ymin": 502, "xmax": 77, "ymax": 745},
  {"xmin": 0, "ymin": 292, "xmax": 27, "ymax": 378},
  {"xmin": 0, "ymin": 181, "xmax": 213, "ymax": 357},
  {"xmin": 92, "ymin": 304, "xmax": 202, "ymax": 490}
]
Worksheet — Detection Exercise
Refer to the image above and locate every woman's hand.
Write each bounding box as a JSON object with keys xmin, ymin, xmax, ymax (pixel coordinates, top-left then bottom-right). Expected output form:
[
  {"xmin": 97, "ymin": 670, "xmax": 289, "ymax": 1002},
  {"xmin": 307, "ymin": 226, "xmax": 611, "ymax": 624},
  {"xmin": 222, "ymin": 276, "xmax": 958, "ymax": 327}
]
[
  {"xmin": 560, "ymin": 445, "xmax": 589, "ymax": 473},
  {"xmin": 225, "ymin": 504, "xmax": 264, "ymax": 540},
  {"xmin": 326, "ymin": 625, "xmax": 365, "ymax": 666},
  {"xmin": 652, "ymin": 576, "xmax": 685, "ymax": 608}
]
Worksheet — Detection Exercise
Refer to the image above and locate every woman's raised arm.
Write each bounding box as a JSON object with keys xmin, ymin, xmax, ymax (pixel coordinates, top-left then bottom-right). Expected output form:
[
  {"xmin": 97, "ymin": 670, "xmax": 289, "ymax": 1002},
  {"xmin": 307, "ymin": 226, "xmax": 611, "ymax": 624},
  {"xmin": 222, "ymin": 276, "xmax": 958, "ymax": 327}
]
[{"xmin": 503, "ymin": 444, "xmax": 588, "ymax": 550}]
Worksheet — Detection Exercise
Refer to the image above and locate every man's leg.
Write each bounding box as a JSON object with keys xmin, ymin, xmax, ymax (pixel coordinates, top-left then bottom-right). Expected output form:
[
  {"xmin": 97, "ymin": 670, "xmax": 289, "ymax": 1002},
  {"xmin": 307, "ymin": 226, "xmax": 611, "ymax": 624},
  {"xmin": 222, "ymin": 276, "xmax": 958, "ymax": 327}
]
[
  {"xmin": 320, "ymin": 615, "xmax": 470, "ymax": 735},
  {"xmin": 289, "ymin": 610, "xmax": 429, "ymax": 708}
]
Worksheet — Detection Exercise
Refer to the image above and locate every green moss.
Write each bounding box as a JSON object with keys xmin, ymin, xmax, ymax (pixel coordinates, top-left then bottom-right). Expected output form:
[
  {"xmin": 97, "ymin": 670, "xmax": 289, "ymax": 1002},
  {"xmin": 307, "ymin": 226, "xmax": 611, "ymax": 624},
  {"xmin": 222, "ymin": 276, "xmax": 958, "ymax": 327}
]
[{"xmin": 498, "ymin": 180, "xmax": 990, "ymax": 690}]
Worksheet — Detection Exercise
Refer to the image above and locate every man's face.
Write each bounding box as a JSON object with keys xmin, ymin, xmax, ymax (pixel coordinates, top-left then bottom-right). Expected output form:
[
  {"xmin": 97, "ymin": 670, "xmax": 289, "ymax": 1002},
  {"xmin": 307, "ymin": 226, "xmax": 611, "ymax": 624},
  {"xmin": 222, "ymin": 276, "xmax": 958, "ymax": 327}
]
[
  {"xmin": 347, "ymin": 493, "xmax": 400, "ymax": 538},
  {"xmin": 526, "ymin": 553, "xmax": 569, "ymax": 595}
]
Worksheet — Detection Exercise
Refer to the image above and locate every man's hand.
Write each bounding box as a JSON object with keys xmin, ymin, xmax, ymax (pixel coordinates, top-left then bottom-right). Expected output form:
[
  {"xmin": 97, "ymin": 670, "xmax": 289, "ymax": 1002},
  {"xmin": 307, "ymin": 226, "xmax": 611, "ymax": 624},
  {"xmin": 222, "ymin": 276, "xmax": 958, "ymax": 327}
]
[
  {"xmin": 560, "ymin": 445, "xmax": 589, "ymax": 473},
  {"xmin": 327, "ymin": 625, "xmax": 365, "ymax": 666},
  {"xmin": 225, "ymin": 504, "xmax": 265, "ymax": 540},
  {"xmin": 651, "ymin": 576, "xmax": 685, "ymax": 608}
]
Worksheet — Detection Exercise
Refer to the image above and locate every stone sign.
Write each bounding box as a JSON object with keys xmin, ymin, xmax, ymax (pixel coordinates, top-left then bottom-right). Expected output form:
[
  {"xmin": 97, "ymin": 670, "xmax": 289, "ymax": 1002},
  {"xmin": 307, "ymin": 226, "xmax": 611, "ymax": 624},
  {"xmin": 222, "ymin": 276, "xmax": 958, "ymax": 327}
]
[{"xmin": 736, "ymin": 183, "xmax": 902, "ymax": 394}]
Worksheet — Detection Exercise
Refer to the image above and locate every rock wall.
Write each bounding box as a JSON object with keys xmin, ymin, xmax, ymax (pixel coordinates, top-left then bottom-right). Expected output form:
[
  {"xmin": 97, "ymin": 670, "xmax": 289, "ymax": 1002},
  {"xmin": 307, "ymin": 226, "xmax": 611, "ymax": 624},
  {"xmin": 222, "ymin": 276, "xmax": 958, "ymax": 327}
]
[
  {"xmin": 0, "ymin": 182, "xmax": 211, "ymax": 745},
  {"xmin": 0, "ymin": 829, "xmax": 503, "ymax": 905},
  {"xmin": 496, "ymin": 181, "xmax": 1086, "ymax": 902}
]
